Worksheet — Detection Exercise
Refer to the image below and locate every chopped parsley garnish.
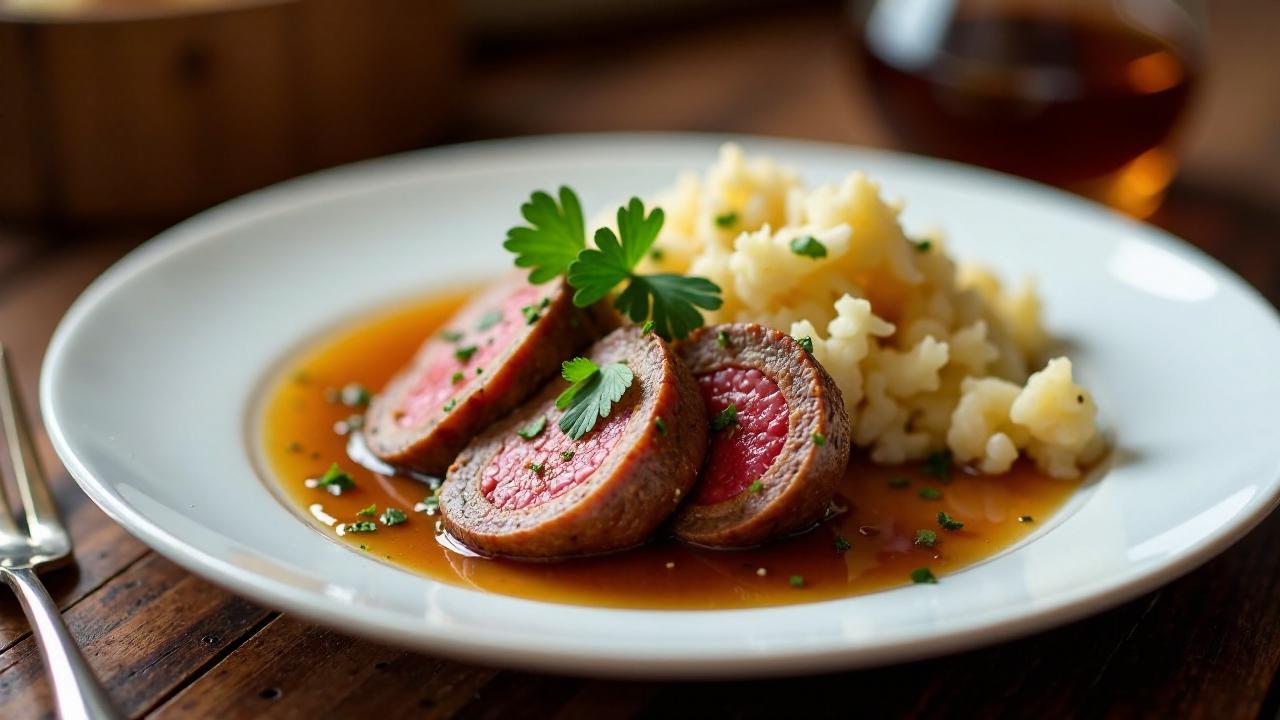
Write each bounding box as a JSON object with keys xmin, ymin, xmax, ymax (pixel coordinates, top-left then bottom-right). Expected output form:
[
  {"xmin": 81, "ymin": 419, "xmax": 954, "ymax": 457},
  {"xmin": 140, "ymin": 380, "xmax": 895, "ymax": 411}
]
[
  {"xmin": 420, "ymin": 494, "xmax": 440, "ymax": 514},
  {"xmin": 527, "ymin": 462, "xmax": 545, "ymax": 475},
  {"xmin": 566, "ymin": 198, "xmax": 722, "ymax": 340},
  {"xmin": 650, "ymin": 248, "xmax": 664, "ymax": 261},
  {"xmin": 910, "ymin": 567, "xmax": 938, "ymax": 584},
  {"xmin": 811, "ymin": 432, "xmax": 826, "ymax": 446},
  {"xmin": 454, "ymin": 345, "xmax": 478, "ymax": 363},
  {"xmin": 888, "ymin": 476, "xmax": 909, "ymax": 489},
  {"xmin": 442, "ymin": 398, "xmax": 457, "ymax": 412},
  {"xmin": 451, "ymin": 371, "xmax": 464, "ymax": 384},
  {"xmin": 834, "ymin": 534, "xmax": 851, "ymax": 554},
  {"xmin": 913, "ymin": 239, "xmax": 932, "ymax": 253},
  {"xmin": 789, "ymin": 235, "xmax": 828, "ymax": 259},
  {"xmin": 748, "ymin": 479, "xmax": 764, "ymax": 494},
  {"xmin": 340, "ymin": 383, "xmax": 371, "ymax": 407},
  {"xmin": 923, "ymin": 449, "xmax": 953, "ymax": 483},
  {"xmin": 937, "ymin": 511, "xmax": 965, "ymax": 531},
  {"xmin": 555, "ymin": 357, "xmax": 634, "ymax": 439},
  {"xmin": 439, "ymin": 329, "xmax": 464, "ymax": 342},
  {"xmin": 522, "ymin": 297, "xmax": 551, "ymax": 325},
  {"xmin": 503, "ymin": 186, "xmax": 586, "ymax": 283},
  {"xmin": 1018, "ymin": 515, "xmax": 1034, "ymax": 523},
  {"xmin": 516, "ymin": 415, "xmax": 547, "ymax": 440},
  {"xmin": 475, "ymin": 309, "xmax": 503, "ymax": 331},
  {"xmin": 789, "ymin": 574, "xmax": 805, "ymax": 588},
  {"xmin": 357, "ymin": 504, "xmax": 377, "ymax": 517},
  {"xmin": 560, "ymin": 451, "xmax": 575, "ymax": 461},
  {"xmin": 345, "ymin": 521, "xmax": 377, "ymax": 534},
  {"xmin": 642, "ymin": 320, "xmax": 655, "ymax": 336},
  {"xmin": 654, "ymin": 417, "xmax": 667, "ymax": 435},
  {"xmin": 795, "ymin": 335, "xmax": 814, "ymax": 354},
  {"xmin": 918, "ymin": 486, "xmax": 942, "ymax": 500},
  {"xmin": 380, "ymin": 507, "xmax": 407, "ymax": 526},
  {"xmin": 914, "ymin": 529, "xmax": 938, "ymax": 547},
  {"xmin": 710, "ymin": 404, "xmax": 738, "ymax": 431},
  {"xmin": 714, "ymin": 211, "xmax": 738, "ymax": 228},
  {"xmin": 315, "ymin": 463, "xmax": 355, "ymax": 494},
  {"xmin": 716, "ymin": 330, "xmax": 731, "ymax": 348}
]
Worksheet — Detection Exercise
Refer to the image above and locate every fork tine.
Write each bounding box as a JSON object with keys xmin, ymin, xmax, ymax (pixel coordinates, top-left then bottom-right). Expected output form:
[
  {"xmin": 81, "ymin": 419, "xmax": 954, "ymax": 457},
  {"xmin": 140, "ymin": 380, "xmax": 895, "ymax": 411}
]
[{"xmin": 0, "ymin": 345, "xmax": 64, "ymax": 543}]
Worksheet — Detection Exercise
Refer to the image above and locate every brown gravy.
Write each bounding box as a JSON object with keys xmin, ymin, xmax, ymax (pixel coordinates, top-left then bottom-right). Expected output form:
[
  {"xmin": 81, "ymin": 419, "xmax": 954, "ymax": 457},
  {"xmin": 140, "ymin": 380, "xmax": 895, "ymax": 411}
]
[{"xmin": 258, "ymin": 289, "xmax": 1082, "ymax": 610}]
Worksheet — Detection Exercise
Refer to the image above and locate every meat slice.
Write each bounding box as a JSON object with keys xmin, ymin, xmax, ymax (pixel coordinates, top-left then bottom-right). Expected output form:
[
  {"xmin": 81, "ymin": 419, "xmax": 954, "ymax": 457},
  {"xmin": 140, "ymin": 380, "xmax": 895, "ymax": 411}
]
[
  {"xmin": 673, "ymin": 323, "xmax": 850, "ymax": 547},
  {"xmin": 365, "ymin": 277, "xmax": 612, "ymax": 476},
  {"xmin": 441, "ymin": 327, "xmax": 707, "ymax": 559}
]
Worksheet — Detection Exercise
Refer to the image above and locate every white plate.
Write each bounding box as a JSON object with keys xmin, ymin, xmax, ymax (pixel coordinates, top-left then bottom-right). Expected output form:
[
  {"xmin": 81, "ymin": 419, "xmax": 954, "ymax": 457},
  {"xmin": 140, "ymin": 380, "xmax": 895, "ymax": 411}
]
[{"xmin": 41, "ymin": 134, "xmax": 1280, "ymax": 678}]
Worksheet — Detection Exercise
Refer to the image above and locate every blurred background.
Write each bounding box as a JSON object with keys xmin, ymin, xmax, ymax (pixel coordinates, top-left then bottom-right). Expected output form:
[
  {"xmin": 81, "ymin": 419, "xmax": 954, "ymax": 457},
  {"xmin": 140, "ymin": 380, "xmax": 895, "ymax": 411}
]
[{"xmin": 1, "ymin": 0, "xmax": 1277, "ymax": 281}]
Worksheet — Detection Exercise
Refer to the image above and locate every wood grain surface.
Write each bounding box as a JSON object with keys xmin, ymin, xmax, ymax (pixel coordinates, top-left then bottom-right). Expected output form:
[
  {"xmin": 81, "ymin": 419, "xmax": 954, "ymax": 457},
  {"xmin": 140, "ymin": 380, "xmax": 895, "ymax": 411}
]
[{"xmin": 0, "ymin": 4, "xmax": 1278, "ymax": 718}]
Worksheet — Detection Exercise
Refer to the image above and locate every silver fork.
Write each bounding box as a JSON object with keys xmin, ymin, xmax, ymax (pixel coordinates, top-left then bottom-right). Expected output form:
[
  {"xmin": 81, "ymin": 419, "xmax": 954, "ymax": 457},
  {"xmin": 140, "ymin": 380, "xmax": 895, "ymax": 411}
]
[{"xmin": 0, "ymin": 346, "xmax": 121, "ymax": 720}]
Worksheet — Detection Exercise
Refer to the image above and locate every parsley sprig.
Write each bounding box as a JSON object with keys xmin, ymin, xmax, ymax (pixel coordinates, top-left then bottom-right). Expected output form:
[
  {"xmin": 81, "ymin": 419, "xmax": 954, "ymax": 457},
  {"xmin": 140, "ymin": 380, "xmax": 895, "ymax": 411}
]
[
  {"xmin": 555, "ymin": 357, "xmax": 634, "ymax": 439},
  {"xmin": 506, "ymin": 189, "xmax": 723, "ymax": 340}
]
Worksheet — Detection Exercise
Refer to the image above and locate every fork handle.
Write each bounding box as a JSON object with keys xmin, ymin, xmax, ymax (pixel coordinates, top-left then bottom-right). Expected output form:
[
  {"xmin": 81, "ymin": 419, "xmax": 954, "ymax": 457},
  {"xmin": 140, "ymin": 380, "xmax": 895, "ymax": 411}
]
[{"xmin": 1, "ymin": 567, "xmax": 122, "ymax": 720}]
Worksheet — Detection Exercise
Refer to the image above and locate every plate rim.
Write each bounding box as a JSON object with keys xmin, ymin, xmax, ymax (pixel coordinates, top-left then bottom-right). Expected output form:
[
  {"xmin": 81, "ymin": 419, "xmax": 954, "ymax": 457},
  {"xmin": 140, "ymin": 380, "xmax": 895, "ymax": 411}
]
[{"xmin": 39, "ymin": 132, "xmax": 1280, "ymax": 678}]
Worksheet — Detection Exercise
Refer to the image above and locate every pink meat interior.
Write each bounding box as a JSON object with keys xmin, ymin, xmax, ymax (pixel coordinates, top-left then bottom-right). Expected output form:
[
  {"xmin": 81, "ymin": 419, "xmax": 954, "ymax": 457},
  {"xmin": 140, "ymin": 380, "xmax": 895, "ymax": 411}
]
[
  {"xmin": 396, "ymin": 284, "xmax": 544, "ymax": 427},
  {"xmin": 693, "ymin": 365, "xmax": 789, "ymax": 505},
  {"xmin": 481, "ymin": 405, "xmax": 632, "ymax": 510}
]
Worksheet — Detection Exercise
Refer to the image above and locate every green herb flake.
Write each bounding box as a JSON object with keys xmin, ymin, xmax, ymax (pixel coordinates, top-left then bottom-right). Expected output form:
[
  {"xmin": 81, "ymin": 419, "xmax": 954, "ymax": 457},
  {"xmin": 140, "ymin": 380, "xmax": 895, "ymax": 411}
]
[
  {"xmin": 910, "ymin": 567, "xmax": 938, "ymax": 584},
  {"xmin": 914, "ymin": 529, "xmax": 938, "ymax": 547},
  {"xmin": 555, "ymin": 357, "xmax": 634, "ymax": 440},
  {"xmin": 522, "ymin": 296, "xmax": 551, "ymax": 325},
  {"xmin": 913, "ymin": 239, "xmax": 932, "ymax": 253},
  {"xmin": 527, "ymin": 462, "xmax": 545, "ymax": 475},
  {"xmin": 710, "ymin": 404, "xmax": 738, "ymax": 431},
  {"xmin": 748, "ymin": 479, "xmax": 764, "ymax": 494},
  {"xmin": 357, "ymin": 504, "xmax": 377, "ymax": 517},
  {"xmin": 811, "ymin": 432, "xmax": 826, "ymax": 446},
  {"xmin": 454, "ymin": 345, "xmax": 478, "ymax": 363},
  {"xmin": 344, "ymin": 520, "xmax": 377, "ymax": 534},
  {"xmin": 923, "ymin": 449, "xmax": 953, "ymax": 483},
  {"xmin": 918, "ymin": 486, "xmax": 942, "ymax": 501},
  {"xmin": 379, "ymin": 507, "xmax": 407, "ymax": 526},
  {"xmin": 560, "ymin": 451, "xmax": 575, "ymax": 461},
  {"xmin": 451, "ymin": 371, "xmax": 464, "ymax": 384},
  {"xmin": 834, "ymin": 534, "xmax": 851, "ymax": 554},
  {"xmin": 789, "ymin": 574, "xmax": 805, "ymax": 588},
  {"xmin": 789, "ymin": 235, "xmax": 828, "ymax": 259},
  {"xmin": 340, "ymin": 383, "xmax": 372, "ymax": 408},
  {"xmin": 937, "ymin": 511, "xmax": 965, "ymax": 531},
  {"xmin": 888, "ymin": 476, "xmax": 910, "ymax": 489},
  {"xmin": 650, "ymin": 248, "xmax": 664, "ymax": 261},
  {"xmin": 642, "ymin": 320, "xmax": 655, "ymax": 336},
  {"xmin": 475, "ymin": 309, "xmax": 503, "ymax": 331},
  {"xmin": 516, "ymin": 415, "xmax": 547, "ymax": 440},
  {"xmin": 504, "ymin": 186, "xmax": 587, "ymax": 283},
  {"xmin": 315, "ymin": 463, "xmax": 355, "ymax": 494},
  {"xmin": 564, "ymin": 197, "xmax": 722, "ymax": 340},
  {"xmin": 655, "ymin": 417, "xmax": 668, "ymax": 435},
  {"xmin": 795, "ymin": 335, "xmax": 814, "ymax": 354},
  {"xmin": 418, "ymin": 494, "xmax": 440, "ymax": 514},
  {"xmin": 714, "ymin": 211, "xmax": 738, "ymax": 228},
  {"xmin": 359, "ymin": 544, "xmax": 369, "ymax": 551},
  {"xmin": 439, "ymin": 329, "xmax": 464, "ymax": 342},
  {"xmin": 716, "ymin": 330, "xmax": 731, "ymax": 348},
  {"xmin": 1018, "ymin": 515, "xmax": 1035, "ymax": 523},
  {"xmin": 442, "ymin": 399, "xmax": 458, "ymax": 413},
  {"xmin": 476, "ymin": 367, "xmax": 484, "ymax": 375}
]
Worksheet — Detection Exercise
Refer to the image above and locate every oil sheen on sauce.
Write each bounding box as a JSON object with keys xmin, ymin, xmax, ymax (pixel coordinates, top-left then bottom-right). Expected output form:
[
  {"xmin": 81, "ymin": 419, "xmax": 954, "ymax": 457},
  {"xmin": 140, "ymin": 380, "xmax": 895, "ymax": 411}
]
[{"xmin": 259, "ymin": 289, "xmax": 1082, "ymax": 610}]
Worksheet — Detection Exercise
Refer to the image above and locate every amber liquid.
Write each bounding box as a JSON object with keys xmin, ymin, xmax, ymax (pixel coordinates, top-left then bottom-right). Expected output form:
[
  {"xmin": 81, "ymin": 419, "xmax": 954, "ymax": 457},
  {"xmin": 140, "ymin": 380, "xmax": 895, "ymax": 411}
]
[
  {"xmin": 256, "ymin": 288, "xmax": 1086, "ymax": 610},
  {"xmin": 858, "ymin": 12, "xmax": 1196, "ymax": 216}
]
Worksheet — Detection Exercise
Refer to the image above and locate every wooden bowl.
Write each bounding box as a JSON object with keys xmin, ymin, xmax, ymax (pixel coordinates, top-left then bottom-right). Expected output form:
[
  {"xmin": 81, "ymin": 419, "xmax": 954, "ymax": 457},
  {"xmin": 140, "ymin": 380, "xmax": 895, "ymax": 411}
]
[{"xmin": 0, "ymin": 0, "xmax": 460, "ymax": 225}]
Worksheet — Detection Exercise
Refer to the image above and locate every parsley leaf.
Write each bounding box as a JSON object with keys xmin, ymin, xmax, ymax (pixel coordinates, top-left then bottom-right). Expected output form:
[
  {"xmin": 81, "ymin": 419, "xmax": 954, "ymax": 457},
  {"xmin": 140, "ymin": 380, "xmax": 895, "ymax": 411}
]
[
  {"xmin": 716, "ymin": 330, "xmax": 730, "ymax": 348},
  {"xmin": 913, "ymin": 239, "xmax": 932, "ymax": 253},
  {"xmin": 315, "ymin": 463, "xmax": 355, "ymax": 494},
  {"xmin": 811, "ymin": 432, "xmax": 826, "ymax": 446},
  {"xmin": 344, "ymin": 520, "xmax": 377, "ymax": 534},
  {"xmin": 516, "ymin": 415, "xmax": 547, "ymax": 440},
  {"xmin": 914, "ymin": 529, "xmax": 938, "ymax": 547},
  {"xmin": 834, "ymin": 534, "xmax": 851, "ymax": 554},
  {"xmin": 789, "ymin": 574, "xmax": 805, "ymax": 588},
  {"xmin": 937, "ymin": 511, "xmax": 965, "ymax": 531},
  {"xmin": 454, "ymin": 345, "xmax": 478, "ymax": 363},
  {"xmin": 380, "ymin": 507, "xmax": 407, "ymax": 526},
  {"xmin": 357, "ymin": 504, "xmax": 377, "ymax": 517},
  {"xmin": 910, "ymin": 567, "xmax": 938, "ymax": 584},
  {"xmin": 888, "ymin": 476, "xmax": 910, "ymax": 489},
  {"xmin": 795, "ymin": 335, "xmax": 814, "ymax": 353},
  {"xmin": 790, "ymin": 235, "xmax": 827, "ymax": 259},
  {"xmin": 715, "ymin": 211, "xmax": 738, "ymax": 228},
  {"xmin": 504, "ymin": 187, "xmax": 586, "ymax": 283},
  {"xmin": 475, "ymin": 309, "xmax": 503, "ymax": 331},
  {"xmin": 918, "ymin": 486, "xmax": 942, "ymax": 500},
  {"xmin": 924, "ymin": 449, "xmax": 953, "ymax": 483},
  {"xmin": 566, "ymin": 198, "xmax": 722, "ymax": 340},
  {"xmin": 710, "ymin": 404, "xmax": 738, "ymax": 431},
  {"xmin": 556, "ymin": 358, "xmax": 634, "ymax": 439},
  {"xmin": 748, "ymin": 479, "xmax": 763, "ymax": 494}
]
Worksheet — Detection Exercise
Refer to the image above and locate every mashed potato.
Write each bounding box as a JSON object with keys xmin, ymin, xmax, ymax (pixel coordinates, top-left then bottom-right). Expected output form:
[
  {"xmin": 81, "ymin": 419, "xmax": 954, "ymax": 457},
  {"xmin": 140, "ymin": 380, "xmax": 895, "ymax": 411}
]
[{"xmin": 639, "ymin": 144, "xmax": 1103, "ymax": 479}]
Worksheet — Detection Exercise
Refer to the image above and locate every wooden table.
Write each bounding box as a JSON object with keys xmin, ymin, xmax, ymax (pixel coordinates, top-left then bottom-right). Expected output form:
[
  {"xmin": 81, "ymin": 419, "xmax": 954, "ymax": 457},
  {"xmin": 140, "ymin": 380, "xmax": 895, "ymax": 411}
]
[{"xmin": 1, "ymin": 4, "xmax": 1279, "ymax": 718}]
